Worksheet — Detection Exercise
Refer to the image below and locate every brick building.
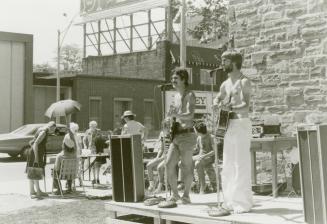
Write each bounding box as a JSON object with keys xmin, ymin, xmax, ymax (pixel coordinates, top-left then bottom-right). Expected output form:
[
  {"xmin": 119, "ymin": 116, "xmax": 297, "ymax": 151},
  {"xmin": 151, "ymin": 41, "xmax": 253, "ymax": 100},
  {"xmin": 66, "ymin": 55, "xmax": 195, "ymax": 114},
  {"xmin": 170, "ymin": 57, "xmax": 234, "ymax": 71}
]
[
  {"xmin": 74, "ymin": 41, "xmax": 225, "ymax": 136},
  {"xmin": 228, "ymin": 0, "xmax": 327, "ymax": 134}
]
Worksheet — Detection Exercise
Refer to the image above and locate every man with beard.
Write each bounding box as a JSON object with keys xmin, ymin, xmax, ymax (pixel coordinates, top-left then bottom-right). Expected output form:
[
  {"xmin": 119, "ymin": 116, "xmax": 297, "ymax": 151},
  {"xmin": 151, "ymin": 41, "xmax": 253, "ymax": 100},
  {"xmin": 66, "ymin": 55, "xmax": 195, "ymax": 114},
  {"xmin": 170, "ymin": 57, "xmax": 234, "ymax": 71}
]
[
  {"xmin": 213, "ymin": 50, "xmax": 253, "ymax": 214},
  {"xmin": 165, "ymin": 68, "xmax": 197, "ymax": 204}
]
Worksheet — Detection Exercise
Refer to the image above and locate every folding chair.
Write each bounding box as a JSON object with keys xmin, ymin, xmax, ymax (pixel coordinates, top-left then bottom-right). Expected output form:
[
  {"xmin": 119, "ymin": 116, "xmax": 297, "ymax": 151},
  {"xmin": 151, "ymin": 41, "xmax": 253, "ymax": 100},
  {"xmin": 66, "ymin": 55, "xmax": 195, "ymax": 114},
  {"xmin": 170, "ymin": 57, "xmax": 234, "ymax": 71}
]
[{"xmin": 52, "ymin": 158, "xmax": 85, "ymax": 197}]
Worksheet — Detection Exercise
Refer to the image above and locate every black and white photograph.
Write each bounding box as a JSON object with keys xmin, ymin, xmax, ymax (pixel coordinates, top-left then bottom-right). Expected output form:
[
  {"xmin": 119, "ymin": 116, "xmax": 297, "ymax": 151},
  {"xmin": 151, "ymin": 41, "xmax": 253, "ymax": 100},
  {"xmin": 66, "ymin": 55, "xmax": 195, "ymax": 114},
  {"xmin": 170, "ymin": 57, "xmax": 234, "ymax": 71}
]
[{"xmin": 0, "ymin": 0, "xmax": 326, "ymax": 223}]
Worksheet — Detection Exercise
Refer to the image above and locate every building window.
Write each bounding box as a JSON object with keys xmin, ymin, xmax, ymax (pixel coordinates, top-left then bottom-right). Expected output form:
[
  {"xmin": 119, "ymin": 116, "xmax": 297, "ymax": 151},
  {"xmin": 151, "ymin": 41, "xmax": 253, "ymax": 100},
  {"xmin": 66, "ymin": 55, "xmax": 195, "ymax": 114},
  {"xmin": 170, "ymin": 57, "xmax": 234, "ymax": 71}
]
[
  {"xmin": 144, "ymin": 99, "xmax": 154, "ymax": 138},
  {"xmin": 89, "ymin": 96, "xmax": 102, "ymax": 127},
  {"xmin": 113, "ymin": 98, "xmax": 132, "ymax": 130},
  {"xmin": 200, "ymin": 69, "xmax": 216, "ymax": 85}
]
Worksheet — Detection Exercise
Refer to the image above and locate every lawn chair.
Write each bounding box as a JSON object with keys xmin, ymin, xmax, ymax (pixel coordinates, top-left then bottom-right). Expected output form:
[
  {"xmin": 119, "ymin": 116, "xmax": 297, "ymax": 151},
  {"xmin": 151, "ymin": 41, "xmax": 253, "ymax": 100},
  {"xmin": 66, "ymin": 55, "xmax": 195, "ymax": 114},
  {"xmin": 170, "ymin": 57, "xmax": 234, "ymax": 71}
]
[{"xmin": 52, "ymin": 158, "xmax": 85, "ymax": 197}]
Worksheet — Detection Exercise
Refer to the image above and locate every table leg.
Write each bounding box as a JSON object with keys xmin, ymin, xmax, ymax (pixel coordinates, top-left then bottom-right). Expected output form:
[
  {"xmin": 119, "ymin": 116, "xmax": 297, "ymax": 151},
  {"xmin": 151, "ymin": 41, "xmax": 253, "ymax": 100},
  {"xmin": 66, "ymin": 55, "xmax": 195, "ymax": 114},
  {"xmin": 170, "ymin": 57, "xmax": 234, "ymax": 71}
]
[
  {"xmin": 271, "ymin": 149, "xmax": 278, "ymax": 198},
  {"xmin": 251, "ymin": 151, "xmax": 257, "ymax": 185},
  {"xmin": 88, "ymin": 157, "xmax": 91, "ymax": 181}
]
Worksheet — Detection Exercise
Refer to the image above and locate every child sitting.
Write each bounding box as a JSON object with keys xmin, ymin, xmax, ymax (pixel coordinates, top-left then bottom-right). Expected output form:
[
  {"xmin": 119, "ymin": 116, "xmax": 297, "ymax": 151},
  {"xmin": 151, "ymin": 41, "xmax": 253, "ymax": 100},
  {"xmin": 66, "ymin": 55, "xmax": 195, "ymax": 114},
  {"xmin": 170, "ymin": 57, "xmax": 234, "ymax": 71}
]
[
  {"xmin": 146, "ymin": 131, "xmax": 168, "ymax": 192},
  {"xmin": 193, "ymin": 122, "xmax": 217, "ymax": 194}
]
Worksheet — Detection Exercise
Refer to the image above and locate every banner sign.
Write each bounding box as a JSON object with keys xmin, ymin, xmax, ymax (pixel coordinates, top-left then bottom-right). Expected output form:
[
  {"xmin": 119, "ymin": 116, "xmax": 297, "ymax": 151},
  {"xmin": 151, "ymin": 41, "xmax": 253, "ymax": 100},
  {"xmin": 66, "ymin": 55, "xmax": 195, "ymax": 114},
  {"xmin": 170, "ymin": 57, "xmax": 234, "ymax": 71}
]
[
  {"xmin": 80, "ymin": 0, "xmax": 168, "ymax": 18},
  {"xmin": 165, "ymin": 90, "xmax": 217, "ymax": 115}
]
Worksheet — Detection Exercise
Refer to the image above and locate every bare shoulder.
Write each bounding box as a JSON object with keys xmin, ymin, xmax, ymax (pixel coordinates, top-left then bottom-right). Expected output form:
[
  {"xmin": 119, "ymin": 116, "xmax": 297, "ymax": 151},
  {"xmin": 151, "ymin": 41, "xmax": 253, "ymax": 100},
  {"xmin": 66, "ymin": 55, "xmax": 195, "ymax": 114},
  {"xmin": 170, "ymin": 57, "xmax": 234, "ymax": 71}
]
[{"xmin": 241, "ymin": 76, "xmax": 251, "ymax": 87}]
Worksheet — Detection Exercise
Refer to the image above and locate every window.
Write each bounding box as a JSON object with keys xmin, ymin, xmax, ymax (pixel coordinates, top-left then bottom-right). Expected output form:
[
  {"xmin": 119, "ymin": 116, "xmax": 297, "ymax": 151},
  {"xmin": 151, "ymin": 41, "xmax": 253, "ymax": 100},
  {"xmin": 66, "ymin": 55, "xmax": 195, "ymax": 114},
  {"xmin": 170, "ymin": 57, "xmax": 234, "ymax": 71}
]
[
  {"xmin": 144, "ymin": 99, "xmax": 154, "ymax": 137},
  {"xmin": 89, "ymin": 96, "xmax": 102, "ymax": 127},
  {"xmin": 113, "ymin": 98, "xmax": 132, "ymax": 130},
  {"xmin": 200, "ymin": 69, "xmax": 216, "ymax": 85}
]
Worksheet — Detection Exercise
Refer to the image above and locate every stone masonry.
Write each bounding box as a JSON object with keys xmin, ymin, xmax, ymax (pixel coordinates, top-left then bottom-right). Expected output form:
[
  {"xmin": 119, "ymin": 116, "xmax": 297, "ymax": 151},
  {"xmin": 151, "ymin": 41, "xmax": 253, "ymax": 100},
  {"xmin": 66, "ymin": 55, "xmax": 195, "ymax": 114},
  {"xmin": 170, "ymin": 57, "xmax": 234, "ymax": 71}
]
[{"xmin": 229, "ymin": 0, "xmax": 327, "ymax": 134}]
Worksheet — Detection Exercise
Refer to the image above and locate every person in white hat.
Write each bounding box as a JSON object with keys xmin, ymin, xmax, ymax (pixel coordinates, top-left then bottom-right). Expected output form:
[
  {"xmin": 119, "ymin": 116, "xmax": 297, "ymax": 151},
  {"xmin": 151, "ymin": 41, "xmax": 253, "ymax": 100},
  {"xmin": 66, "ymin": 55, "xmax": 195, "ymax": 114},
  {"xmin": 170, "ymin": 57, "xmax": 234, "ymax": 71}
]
[
  {"xmin": 121, "ymin": 110, "xmax": 147, "ymax": 141},
  {"xmin": 53, "ymin": 122, "xmax": 79, "ymax": 195}
]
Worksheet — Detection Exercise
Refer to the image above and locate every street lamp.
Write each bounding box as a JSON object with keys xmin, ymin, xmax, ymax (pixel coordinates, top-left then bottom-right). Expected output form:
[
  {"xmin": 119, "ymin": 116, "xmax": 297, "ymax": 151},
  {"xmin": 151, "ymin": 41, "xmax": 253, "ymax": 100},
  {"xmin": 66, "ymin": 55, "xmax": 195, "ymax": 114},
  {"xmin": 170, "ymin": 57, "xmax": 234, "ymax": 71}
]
[
  {"xmin": 56, "ymin": 13, "xmax": 78, "ymax": 103},
  {"xmin": 56, "ymin": 13, "xmax": 78, "ymax": 123}
]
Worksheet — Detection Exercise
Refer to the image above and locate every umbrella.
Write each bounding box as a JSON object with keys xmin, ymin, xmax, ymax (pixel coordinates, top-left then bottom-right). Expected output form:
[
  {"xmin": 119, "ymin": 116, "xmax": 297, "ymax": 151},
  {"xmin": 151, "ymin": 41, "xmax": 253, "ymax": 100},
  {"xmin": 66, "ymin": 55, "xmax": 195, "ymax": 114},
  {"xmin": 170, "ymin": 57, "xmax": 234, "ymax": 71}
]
[{"xmin": 45, "ymin": 99, "xmax": 81, "ymax": 119}]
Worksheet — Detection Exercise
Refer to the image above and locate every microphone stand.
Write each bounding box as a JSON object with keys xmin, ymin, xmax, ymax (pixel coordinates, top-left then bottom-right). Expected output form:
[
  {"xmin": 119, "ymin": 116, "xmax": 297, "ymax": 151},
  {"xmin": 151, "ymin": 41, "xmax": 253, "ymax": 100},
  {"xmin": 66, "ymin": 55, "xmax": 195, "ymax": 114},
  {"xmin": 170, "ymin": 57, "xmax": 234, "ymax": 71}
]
[
  {"xmin": 157, "ymin": 84, "xmax": 177, "ymax": 208},
  {"xmin": 208, "ymin": 69, "xmax": 230, "ymax": 216}
]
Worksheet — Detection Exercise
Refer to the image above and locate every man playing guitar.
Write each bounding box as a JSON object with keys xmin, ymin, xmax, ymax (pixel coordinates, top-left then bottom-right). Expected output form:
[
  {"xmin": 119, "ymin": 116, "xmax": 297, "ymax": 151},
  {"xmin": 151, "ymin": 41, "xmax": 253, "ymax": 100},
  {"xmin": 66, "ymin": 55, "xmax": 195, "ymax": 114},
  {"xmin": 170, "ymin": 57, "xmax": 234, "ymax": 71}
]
[
  {"xmin": 165, "ymin": 68, "xmax": 197, "ymax": 204},
  {"xmin": 213, "ymin": 50, "xmax": 253, "ymax": 214}
]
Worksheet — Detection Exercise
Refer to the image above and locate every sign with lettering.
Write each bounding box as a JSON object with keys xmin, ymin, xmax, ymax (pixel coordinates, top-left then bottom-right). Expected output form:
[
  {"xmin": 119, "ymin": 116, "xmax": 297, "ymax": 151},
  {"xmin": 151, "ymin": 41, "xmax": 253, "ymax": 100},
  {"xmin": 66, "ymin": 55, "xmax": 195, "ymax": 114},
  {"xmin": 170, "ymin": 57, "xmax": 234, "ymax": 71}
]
[
  {"xmin": 80, "ymin": 0, "xmax": 168, "ymax": 16},
  {"xmin": 165, "ymin": 90, "xmax": 217, "ymax": 115}
]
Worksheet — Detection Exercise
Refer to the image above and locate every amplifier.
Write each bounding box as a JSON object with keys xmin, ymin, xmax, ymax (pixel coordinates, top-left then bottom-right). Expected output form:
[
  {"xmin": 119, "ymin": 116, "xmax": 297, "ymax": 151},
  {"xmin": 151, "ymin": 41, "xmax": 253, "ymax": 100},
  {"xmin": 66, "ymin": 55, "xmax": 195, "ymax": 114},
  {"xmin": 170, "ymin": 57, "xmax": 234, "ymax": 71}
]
[
  {"xmin": 297, "ymin": 124, "xmax": 327, "ymax": 224},
  {"xmin": 110, "ymin": 134, "xmax": 145, "ymax": 202}
]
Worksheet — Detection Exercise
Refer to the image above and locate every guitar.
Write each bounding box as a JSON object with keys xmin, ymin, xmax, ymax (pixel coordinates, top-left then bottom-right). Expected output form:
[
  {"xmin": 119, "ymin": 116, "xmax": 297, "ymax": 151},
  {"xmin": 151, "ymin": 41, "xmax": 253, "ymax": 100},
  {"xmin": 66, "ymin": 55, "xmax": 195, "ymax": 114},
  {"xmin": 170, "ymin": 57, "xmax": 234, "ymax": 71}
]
[
  {"xmin": 162, "ymin": 106, "xmax": 180, "ymax": 141},
  {"xmin": 169, "ymin": 117, "xmax": 180, "ymax": 141},
  {"xmin": 215, "ymin": 109, "xmax": 234, "ymax": 139}
]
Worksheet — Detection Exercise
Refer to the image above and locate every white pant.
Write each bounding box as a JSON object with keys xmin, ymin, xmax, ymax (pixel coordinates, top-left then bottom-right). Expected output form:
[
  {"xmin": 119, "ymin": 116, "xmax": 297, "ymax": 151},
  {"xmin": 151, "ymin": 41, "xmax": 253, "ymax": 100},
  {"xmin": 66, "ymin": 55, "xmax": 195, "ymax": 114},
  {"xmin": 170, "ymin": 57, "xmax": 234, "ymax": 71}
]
[{"xmin": 222, "ymin": 118, "xmax": 253, "ymax": 212}]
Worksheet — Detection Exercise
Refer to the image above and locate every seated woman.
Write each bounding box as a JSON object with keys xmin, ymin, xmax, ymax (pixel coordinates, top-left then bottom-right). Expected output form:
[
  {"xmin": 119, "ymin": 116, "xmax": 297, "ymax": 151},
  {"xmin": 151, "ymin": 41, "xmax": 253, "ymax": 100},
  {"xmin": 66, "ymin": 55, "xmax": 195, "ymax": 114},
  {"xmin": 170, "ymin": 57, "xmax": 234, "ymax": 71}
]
[
  {"xmin": 91, "ymin": 133, "xmax": 109, "ymax": 184},
  {"xmin": 53, "ymin": 122, "xmax": 79, "ymax": 194}
]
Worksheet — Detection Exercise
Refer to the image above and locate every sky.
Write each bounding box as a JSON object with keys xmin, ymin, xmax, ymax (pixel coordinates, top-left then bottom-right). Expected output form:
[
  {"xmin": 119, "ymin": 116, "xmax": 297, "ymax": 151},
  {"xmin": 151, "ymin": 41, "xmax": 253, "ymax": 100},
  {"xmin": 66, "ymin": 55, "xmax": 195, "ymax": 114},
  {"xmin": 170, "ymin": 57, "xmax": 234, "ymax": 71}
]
[{"xmin": 0, "ymin": 0, "xmax": 82, "ymax": 66}]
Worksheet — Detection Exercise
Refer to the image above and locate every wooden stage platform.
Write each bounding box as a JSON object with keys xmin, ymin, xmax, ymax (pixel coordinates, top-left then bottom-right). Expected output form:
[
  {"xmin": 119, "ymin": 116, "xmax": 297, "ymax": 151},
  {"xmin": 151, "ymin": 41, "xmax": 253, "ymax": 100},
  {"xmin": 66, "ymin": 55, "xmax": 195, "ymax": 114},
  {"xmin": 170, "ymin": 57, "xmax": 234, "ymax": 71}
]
[{"xmin": 105, "ymin": 194, "xmax": 305, "ymax": 224}]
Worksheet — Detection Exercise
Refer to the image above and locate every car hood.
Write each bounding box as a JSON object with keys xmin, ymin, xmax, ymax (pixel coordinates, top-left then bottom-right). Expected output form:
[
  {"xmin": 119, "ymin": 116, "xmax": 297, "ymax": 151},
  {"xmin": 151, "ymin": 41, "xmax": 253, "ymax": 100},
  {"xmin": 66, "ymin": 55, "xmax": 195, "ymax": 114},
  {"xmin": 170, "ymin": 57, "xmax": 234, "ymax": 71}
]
[{"xmin": 0, "ymin": 133, "xmax": 31, "ymax": 141}]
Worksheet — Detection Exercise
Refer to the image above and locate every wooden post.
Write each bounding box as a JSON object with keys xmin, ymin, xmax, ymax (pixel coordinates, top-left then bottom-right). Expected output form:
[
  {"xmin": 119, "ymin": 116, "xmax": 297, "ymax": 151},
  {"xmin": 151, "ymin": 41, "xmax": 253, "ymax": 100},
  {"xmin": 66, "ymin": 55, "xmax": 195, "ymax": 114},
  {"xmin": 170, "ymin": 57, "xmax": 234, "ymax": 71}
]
[
  {"xmin": 180, "ymin": 0, "xmax": 186, "ymax": 67},
  {"xmin": 271, "ymin": 147, "xmax": 278, "ymax": 198},
  {"xmin": 251, "ymin": 150, "xmax": 257, "ymax": 185},
  {"xmin": 113, "ymin": 17, "xmax": 117, "ymax": 54},
  {"xmin": 148, "ymin": 10, "xmax": 152, "ymax": 50},
  {"xmin": 166, "ymin": 0, "xmax": 173, "ymax": 42},
  {"xmin": 130, "ymin": 14, "xmax": 133, "ymax": 52},
  {"xmin": 98, "ymin": 20, "xmax": 101, "ymax": 56},
  {"xmin": 83, "ymin": 23, "xmax": 86, "ymax": 58}
]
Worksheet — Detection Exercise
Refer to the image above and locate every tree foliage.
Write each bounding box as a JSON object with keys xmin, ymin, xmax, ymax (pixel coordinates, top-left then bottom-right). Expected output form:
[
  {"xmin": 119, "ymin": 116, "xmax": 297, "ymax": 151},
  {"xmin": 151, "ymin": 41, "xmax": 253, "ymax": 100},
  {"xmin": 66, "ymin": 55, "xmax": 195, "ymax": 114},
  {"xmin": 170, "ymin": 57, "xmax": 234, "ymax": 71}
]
[
  {"xmin": 33, "ymin": 63, "xmax": 56, "ymax": 73},
  {"xmin": 172, "ymin": 0, "xmax": 228, "ymax": 43},
  {"xmin": 57, "ymin": 44, "xmax": 82, "ymax": 72}
]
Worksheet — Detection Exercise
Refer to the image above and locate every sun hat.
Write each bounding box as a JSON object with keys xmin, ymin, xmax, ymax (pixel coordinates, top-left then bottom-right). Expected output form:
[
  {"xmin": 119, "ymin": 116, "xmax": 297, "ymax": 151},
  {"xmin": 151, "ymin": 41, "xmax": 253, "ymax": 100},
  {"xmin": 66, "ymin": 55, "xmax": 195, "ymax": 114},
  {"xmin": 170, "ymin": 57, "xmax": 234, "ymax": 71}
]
[{"xmin": 121, "ymin": 110, "xmax": 136, "ymax": 118}]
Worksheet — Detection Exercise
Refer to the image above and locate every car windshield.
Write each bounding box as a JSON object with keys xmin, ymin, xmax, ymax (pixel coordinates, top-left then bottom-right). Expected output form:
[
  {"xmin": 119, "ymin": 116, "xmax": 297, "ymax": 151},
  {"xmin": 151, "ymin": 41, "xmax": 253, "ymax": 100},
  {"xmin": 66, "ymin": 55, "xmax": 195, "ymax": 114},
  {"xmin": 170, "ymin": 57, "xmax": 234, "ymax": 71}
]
[{"xmin": 11, "ymin": 125, "xmax": 41, "ymax": 135}]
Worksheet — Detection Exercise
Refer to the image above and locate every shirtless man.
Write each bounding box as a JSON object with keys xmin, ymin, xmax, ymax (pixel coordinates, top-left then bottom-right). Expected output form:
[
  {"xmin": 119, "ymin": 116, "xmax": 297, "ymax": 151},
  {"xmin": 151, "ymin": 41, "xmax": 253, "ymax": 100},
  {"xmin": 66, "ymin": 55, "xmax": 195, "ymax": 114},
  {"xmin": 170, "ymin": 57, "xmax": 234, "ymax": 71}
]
[
  {"xmin": 213, "ymin": 50, "xmax": 253, "ymax": 214},
  {"xmin": 166, "ymin": 68, "xmax": 197, "ymax": 204}
]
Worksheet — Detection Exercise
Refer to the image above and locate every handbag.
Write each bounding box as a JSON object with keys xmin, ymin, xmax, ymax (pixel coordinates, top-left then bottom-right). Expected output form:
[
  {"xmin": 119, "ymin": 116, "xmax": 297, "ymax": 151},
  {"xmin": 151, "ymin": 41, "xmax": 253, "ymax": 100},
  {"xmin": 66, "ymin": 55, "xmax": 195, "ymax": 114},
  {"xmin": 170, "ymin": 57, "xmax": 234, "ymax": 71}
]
[{"xmin": 27, "ymin": 163, "xmax": 44, "ymax": 180}]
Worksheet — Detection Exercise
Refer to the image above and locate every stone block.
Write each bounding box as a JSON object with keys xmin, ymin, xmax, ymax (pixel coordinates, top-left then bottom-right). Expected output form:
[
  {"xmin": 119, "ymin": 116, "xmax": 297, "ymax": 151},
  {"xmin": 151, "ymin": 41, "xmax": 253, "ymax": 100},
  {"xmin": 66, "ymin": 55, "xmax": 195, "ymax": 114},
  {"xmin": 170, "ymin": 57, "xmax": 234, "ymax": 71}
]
[
  {"xmin": 269, "ymin": 42, "xmax": 280, "ymax": 50},
  {"xmin": 290, "ymin": 80, "xmax": 319, "ymax": 87},
  {"xmin": 263, "ymin": 11, "xmax": 283, "ymax": 21},
  {"xmin": 236, "ymin": 8, "xmax": 258, "ymax": 19},
  {"xmin": 302, "ymin": 26, "xmax": 327, "ymax": 41},
  {"xmin": 285, "ymin": 87, "xmax": 305, "ymax": 106},
  {"xmin": 276, "ymin": 33, "xmax": 287, "ymax": 41},
  {"xmin": 310, "ymin": 66, "xmax": 326, "ymax": 79},
  {"xmin": 304, "ymin": 87, "xmax": 322, "ymax": 95},
  {"xmin": 251, "ymin": 51, "xmax": 270, "ymax": 65},
  {"xmin": 315, "ymin": 55, "xmax": 327, "ymax": 65},
  {"xmin": 235, "ymin": 37, "xmax": 256, "ymax": 48},
  {"xmin": 266, "ymin": 105, "xmax": 288, "ymax": 114},
  {"xmin": 263, "ymin": 27, "xmax": 286, "ymax": 36},
  {"xmin": 286, "ymin": 8, "xmax": 306, "ymax": 18},
  {"xmin": 305, "ymin": 46, "xmax": 321, "ymax": 56},
  {"xmin": 280, "ymin": 41, "xmax": 293, "ymax": 49},
  {"xmin": 270, "ymin": 48, "xmax": 302, "ymax": 60},
  {"xmin": 304, "ymin": 95, "xmax": 326, "ymax": 105}
]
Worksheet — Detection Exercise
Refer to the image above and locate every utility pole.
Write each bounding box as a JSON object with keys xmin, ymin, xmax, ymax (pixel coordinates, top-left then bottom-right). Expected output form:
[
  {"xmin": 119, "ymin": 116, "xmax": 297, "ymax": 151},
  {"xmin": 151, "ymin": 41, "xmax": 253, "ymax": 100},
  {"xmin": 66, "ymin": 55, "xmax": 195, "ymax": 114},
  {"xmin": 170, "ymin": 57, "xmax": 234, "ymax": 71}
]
[
  {"xmin": 180, "ymin": 0, "xmax": 186, "ymax": 68},
  {"xmin": 56, "ymin": 30, "xmax": 61, "ymax": 103}
]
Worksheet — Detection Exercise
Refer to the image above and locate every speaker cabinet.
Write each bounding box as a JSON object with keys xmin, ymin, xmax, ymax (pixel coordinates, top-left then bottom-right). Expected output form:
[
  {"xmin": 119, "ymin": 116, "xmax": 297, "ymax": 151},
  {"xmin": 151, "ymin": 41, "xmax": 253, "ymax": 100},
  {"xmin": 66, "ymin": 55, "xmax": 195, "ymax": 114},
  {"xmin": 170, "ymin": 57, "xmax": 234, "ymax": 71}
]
[
  {"xmin": 110, "ymin": 134, "xmax": 144, "ymax": 202},
  {"xmin": 297, "ymin": 124, "xmax": 327, "ymax": 224}
]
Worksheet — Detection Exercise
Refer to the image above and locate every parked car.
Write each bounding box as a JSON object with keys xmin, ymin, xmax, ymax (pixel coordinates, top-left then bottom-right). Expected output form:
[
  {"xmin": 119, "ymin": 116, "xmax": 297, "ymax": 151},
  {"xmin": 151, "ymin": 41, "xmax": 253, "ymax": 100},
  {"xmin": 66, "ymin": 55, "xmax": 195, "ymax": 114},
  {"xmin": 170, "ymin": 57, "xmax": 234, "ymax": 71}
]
[{"xmin": 0, "ymin": 123, "xmax": 67, "ymax": 159}]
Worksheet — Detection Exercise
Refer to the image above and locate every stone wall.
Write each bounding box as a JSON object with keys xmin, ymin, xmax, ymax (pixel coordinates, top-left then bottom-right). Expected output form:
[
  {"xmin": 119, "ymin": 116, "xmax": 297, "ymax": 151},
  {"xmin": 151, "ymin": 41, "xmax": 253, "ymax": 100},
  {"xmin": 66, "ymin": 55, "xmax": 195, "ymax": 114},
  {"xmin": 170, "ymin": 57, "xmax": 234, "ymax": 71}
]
[{"xmin": 229, "ymin": 0, "xmax": 327, "ymax": 134}]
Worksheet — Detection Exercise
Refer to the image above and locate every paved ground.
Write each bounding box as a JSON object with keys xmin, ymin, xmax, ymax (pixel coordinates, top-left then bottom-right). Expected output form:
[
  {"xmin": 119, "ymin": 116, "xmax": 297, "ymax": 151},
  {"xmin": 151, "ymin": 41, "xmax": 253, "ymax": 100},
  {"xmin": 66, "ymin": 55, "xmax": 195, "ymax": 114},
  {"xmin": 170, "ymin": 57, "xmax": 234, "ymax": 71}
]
[{"xmin": 0, "ymin": 153, "xmax": 112, "ymax": 214}]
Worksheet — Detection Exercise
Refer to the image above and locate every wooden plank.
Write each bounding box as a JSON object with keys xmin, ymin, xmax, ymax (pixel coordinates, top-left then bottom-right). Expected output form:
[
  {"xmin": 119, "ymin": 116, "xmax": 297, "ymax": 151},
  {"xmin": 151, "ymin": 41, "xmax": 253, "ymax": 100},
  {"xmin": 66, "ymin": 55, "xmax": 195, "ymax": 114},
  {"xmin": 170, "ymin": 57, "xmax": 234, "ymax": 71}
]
[{"xmin": 105, "ymin": 194, "xmax": 305, "ymax": 224}]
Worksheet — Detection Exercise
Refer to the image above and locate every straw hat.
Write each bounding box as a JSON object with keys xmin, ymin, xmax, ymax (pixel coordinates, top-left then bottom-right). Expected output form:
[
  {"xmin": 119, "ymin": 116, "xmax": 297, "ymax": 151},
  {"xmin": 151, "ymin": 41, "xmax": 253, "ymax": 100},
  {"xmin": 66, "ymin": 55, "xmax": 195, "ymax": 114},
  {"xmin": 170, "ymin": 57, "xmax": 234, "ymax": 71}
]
[{"xmin": 121, "ymin": 110, "xmax": 136, "ymax": 119}]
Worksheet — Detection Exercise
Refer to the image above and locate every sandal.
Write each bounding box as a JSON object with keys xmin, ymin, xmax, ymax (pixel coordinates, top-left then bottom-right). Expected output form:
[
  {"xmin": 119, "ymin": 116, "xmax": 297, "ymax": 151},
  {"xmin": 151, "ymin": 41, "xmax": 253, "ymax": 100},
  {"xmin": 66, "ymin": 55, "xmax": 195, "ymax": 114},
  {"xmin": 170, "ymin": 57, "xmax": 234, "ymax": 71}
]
[{"xmin": 208, "ymin": 207, "xmax": 231, "ymax": 217}]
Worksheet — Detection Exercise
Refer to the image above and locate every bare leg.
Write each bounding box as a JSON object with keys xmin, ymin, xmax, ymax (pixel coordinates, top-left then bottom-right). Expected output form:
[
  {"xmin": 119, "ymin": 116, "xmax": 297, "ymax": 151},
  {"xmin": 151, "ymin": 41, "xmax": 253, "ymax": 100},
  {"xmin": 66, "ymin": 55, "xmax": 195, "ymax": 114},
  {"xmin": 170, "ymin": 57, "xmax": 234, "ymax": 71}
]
[
  {"xmin": 179, "ymin": 149, "xmax": 193, "ymax": 198},
  {"xmin": 195, "ymin": 160, "xmax": 206, "ymax": 193},
  {"xmin": 29, "ymin": 180, "xmax": 36, "ymax": 195},
  {"xmin": 166, "ymin": 144, "xmax": 180, "ymax": 197}
]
